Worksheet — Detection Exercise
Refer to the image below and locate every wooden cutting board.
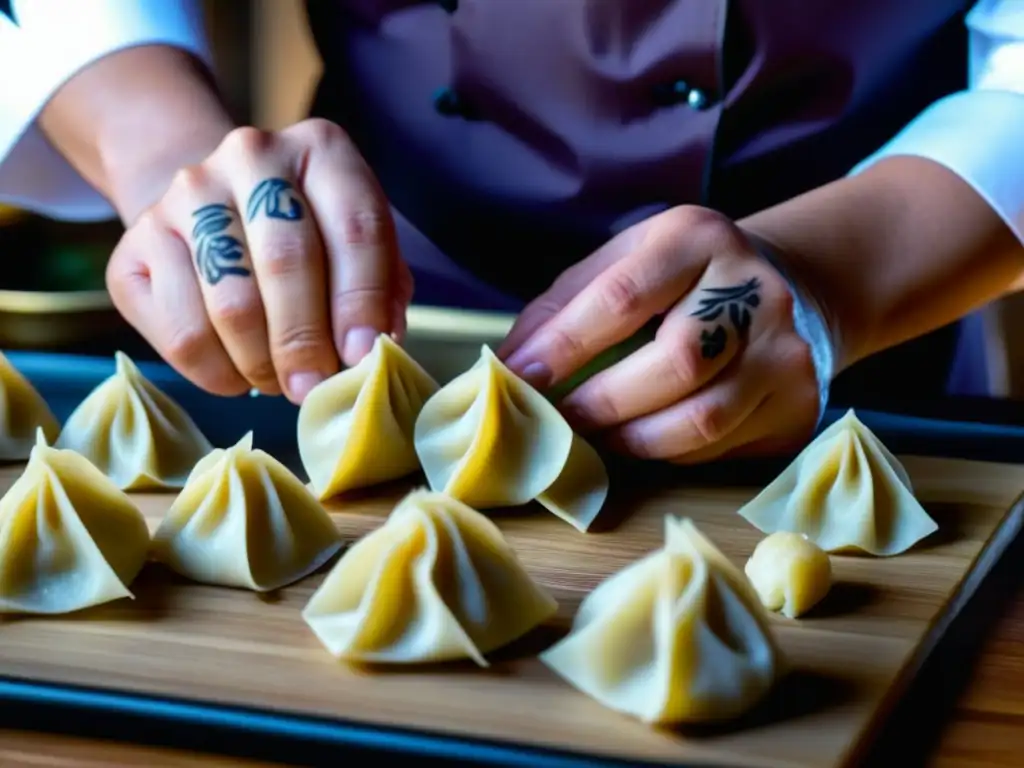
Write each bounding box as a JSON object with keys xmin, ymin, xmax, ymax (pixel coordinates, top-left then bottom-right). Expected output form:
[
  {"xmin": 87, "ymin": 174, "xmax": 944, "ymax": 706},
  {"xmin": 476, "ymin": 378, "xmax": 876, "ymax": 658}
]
[{"xmin": 0, "ymin": 455, "xmax": 1021, "ymax": 768}]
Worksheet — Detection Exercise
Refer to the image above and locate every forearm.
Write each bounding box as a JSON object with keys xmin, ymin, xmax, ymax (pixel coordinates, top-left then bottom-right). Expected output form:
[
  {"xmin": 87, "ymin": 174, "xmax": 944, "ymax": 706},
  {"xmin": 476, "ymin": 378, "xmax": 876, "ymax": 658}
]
[
  {"xmin": 38, "ymin": 45, "xmax": 234, "ymax": 224},
  {"xmin": 740, "ymin": 155, "xmax": 1024, "ymax": 373}
]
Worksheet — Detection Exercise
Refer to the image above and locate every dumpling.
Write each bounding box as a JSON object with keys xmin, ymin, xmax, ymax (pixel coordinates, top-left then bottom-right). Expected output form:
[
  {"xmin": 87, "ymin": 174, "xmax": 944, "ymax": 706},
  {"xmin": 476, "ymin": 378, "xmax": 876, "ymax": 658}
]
[
  {"xmin": 0, "ymin": 350, "xmax": 59, "ymax": 460},
  {"xmin": 56, "ymin": 351, "xmax": 213, "ymax": 491},
  {"xmin": 737, "ymin": 409, "xmax": 939, "ymax": 556},
  {"xmin": 540, "ymin": 517, "xmax": 780, "ymax": 725},
  {"xmin": 152, "ymin": 432, "xmax": 342, "ymax": 592},
  {"xmin": 298, "ymin": 333, "xmax": 439, "ymax": 499},
  {"xmin": 413, "ymin": 345, "xmax": 608, "ymax": 532},
  {"xmin": 302, "ymin": 489, "xmax": 557, "ymax": 666},
  {"xmin": 744, "ymin": 532, "xmax": 832, "ymax": 618},
  {"xmin": 0, "ymin": 429, "xmax": 150, "ymax": 614}
]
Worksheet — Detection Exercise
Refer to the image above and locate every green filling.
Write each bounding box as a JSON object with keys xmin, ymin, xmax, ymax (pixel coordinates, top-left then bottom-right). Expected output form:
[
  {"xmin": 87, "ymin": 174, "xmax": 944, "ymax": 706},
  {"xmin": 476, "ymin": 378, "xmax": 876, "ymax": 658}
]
[{"xmin": 546, "ymin": 321, "xmax": 659, "ymax": 401}]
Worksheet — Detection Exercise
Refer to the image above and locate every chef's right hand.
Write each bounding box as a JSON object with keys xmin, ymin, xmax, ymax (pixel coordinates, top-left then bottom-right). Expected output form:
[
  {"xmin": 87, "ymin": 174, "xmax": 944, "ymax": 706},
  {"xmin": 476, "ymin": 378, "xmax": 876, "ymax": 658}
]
[{"xmin": 106, "ymin": 119, "xmax": 412, "ymax": 404}]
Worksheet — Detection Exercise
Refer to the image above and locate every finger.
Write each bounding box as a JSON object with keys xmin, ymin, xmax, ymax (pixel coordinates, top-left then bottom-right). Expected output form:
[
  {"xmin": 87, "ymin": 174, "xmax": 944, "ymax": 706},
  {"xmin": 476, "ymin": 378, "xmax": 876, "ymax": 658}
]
[
  {"xmin": 496, "ymin": 224, "xmax": 645, "ymax": 359},
  {"xmin": 605, "ymin": 353, "xmax": 769, "ymax": 461},
  {"xmin": 106, "ymin": 213, "xmax": 249, "ymax": 396},
  {"xmin": 503, "ymin": 214, "xmax": 718, "ymax": 388},
  {"xmin": 560, "ymin": 258, "xmax": 772, "ymax": 430},
  {"xmin": 667, "ymin": 393, "xmax": 816, "ymax": 465},
  {"xmin": 214, "ymin": 128, "xmax": 339, "ymax": 403},
  {"xmin": 282, "ymin": 119, "xmax": 403, "ymax": 366},
  {"xmin": 161, "ymin": 167, "xmax": 281, "ymax": 395}
]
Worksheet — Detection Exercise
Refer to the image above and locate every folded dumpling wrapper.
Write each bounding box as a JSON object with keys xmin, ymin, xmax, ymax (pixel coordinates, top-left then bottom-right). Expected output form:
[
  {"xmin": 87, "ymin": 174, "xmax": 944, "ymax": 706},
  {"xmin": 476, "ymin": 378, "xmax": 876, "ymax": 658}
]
[
  {"xmin": 738, "ymin": 409, "xmax": 939, "ymax": 556},
  {"xmin": 0, "ymin": 429, "xmax": 150, "ymax": 614},
  {"xmin": 541, "ymin": 517, "xmax": 781, "ymax": 725},
  {"xmin": 302, "ymin": 489, "xmax": 558, "ymax": 666},
  {"xmin": 153, "ymin": 432, "xmax": 342, "ymax": 592},
  {"xmin": 414, "ymin": 345, "xmax": 608, "ymax": 532},
  {"xmin": 298, "ymin": 334, "xmax": 439, "ymax": 499},
  {"xmin": 0, "ymin": 351, "xmax": 59, "ymax": 460},
  {"xmin": 55, "ymin": 352, "xmax": 213, "ymax": 491}
]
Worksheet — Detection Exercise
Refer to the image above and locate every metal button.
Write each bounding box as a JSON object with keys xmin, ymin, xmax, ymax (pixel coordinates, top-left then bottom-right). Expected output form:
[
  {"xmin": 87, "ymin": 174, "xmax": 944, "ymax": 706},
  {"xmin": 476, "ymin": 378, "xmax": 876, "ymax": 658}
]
[
  {"xmin": 686, "ymin": 88, "xmax": 709, "ymax": 111},
  {"xmin": 437, "ymin": 0, "xmax": 458, "ymax": 12},
  {"xmin": 652, "ymin": 79, "xmax": 690, "ymax": 107}
]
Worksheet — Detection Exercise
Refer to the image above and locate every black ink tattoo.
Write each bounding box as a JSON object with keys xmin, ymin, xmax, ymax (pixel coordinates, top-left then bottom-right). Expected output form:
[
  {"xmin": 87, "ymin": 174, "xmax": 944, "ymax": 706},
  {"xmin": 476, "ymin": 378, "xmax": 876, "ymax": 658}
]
[
  {"xmin": 699, "ymin": 326, "xmax": 727, "ymax": 359},
  {"xmin": 191, "ymin": 204, "xmax": 250, "ymax": 286},
  {"xmin": 246, "ymin": 178, "xmax": 304, "ymax": 222},
  {"xmin": 690, "ymin": 277, "xmax": 761, "ymax": 359},
  {"xmin": 0, "ymin": 0, "xmax": 17, "ymax": 24}
]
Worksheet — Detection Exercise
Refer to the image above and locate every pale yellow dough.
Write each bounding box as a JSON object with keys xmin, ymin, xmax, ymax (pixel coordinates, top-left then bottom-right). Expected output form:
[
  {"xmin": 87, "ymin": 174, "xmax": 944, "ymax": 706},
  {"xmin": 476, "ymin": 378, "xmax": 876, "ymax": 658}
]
[
  {"xmin": 0, "ymin": 351, "xmax": 59, "ymax": 460},
  {"xmin": 152, "ymin": 432, "xmax": 342, "ymax": 592},
  {"xmin": 0, "ymin": 429, "xmax": 150, "ymax": 614},
  {"xmin": 540, "ymin": 517, "xmax": 781, "ymax": 725},
  {"xmin": 413, "ymin": 345, "xmax": 608, "ymax": 532},
  {"xmin": 738, "ymin": 409, "xmax": 938, "ymax": 556},
  {"xmin": 744, "ymin": 532, "xmax": 832, "ymax": 618},
  {"xmin": 302, "ymin": 489, "xmax": 558, "ymax": 666},
  {"xmin": 298, "ymin": 334, "xmax": 440, "ymax": 499},
  {"xmin": 56, "ymin": 352, "xmax": 213, "ymax": 491}
]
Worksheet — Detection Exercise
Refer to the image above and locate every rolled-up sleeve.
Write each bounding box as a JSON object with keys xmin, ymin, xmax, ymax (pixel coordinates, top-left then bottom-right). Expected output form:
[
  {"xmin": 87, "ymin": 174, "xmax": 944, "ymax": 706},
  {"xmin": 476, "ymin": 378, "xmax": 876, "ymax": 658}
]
[
  {"xmin": 0, "ymin": 0, "xmax": 210, "ymax": 221},
  {"xmin": 851, "ymin": 0, "xmax": 1024, "ymax": 244}
]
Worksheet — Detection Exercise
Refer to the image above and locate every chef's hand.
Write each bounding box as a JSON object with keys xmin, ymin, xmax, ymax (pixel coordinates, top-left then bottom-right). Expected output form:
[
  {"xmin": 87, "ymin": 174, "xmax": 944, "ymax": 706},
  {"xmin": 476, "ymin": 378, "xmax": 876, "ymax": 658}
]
[
  {"xmin": 498, "ymin": 206, "xmax": 821, "ymax": 464},
  {"xmin": 106, "ymin": 119, "xmax": 412, "ymax": 404}
]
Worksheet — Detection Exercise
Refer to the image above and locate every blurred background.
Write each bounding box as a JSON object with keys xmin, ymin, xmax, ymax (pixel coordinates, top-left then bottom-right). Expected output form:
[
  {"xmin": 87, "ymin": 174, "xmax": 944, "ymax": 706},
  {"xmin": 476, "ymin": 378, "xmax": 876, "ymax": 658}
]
[{"xmin": 2, "ymin": 0, "xmax": 1023, "ymax": 397}]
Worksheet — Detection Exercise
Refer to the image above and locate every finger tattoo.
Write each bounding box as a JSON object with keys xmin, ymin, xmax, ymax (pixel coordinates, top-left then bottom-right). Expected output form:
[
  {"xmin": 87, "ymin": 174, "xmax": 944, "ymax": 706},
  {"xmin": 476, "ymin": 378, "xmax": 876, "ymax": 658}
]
[
  {"xmin": 246, "ymin": 177, "xmax": 305, "ymax": 222},
  {"xmin": 690, "ymin": 277, "xmax": 761, "ymax": 359},
  {"xmin": 191, "ymin": 204, "xmax": 250, "ymax": 286}
]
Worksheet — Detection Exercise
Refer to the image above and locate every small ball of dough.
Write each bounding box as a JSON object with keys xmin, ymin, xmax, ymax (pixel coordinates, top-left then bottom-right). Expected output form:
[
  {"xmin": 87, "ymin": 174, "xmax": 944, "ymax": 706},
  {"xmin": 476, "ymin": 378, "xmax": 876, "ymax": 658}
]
[{"xmin": 744, "ymin": 532, "xmax": 832, "ymax": 618}]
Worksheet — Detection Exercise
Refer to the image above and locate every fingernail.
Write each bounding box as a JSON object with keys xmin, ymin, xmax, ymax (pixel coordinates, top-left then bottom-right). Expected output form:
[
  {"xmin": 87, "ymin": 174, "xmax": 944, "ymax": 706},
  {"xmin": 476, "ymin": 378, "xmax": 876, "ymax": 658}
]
[
  {"xmin": 287, "ymin": 371, "xmax": 324, "ymax": 402},
  {"xmin": 518, "ymin": 361, "xmax": 553, "ymax": 389},
  {"xmin": 343, "ymin": 326, "xmax": 380, "ymax": 365}
]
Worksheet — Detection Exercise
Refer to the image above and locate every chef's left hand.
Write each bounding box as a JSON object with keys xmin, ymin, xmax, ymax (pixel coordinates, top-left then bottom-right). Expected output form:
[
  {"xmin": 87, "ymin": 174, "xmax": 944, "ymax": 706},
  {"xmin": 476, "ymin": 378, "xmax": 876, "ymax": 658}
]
[{"xmin": 497, "ymin": 206, "xmax": 821, "ymax": 464}]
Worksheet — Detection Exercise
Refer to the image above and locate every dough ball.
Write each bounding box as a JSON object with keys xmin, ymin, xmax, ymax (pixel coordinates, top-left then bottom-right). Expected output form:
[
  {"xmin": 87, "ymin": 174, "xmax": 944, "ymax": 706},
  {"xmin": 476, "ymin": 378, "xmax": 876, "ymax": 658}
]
[{"xmin": 744, "ymin": 531, "xmax": 832, "ymax": 618}]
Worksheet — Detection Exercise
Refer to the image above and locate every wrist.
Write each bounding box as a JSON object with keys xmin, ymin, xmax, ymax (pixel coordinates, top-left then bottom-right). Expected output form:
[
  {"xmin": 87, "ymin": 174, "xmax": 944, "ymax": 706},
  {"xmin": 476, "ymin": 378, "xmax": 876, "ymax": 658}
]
[{"xmin": 39, "ymin": 45, "xmax": 235, "ymax": 224}]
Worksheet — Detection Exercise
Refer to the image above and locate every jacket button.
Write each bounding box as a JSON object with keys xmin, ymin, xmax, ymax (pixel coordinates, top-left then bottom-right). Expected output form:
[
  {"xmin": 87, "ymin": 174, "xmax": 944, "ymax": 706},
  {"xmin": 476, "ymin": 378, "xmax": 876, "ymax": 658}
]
[
  {"xmin": 652, "ymin": 79, "xmax": 690, "ymax": 107},
  {"xmin": 433, "ymin": 87, "xmax": 465, "ymax": 117},
  {"xmin": 687, "ymin": 88, "xmax": 710, "ymax": 110},
  {"xmin": 437, "ymin": 0, "xmax": 458, "ymax": 12}
]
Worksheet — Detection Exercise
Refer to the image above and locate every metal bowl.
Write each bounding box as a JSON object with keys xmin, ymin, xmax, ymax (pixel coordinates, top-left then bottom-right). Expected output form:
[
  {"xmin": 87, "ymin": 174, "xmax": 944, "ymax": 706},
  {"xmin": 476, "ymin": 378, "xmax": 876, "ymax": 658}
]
[
  {"xmin": 0, "ymin": 289, "xmax": 123, "ymax": 348},
  {"xmin": 0, "ymin": 288, "xmax": 516, "ymax": 379}
]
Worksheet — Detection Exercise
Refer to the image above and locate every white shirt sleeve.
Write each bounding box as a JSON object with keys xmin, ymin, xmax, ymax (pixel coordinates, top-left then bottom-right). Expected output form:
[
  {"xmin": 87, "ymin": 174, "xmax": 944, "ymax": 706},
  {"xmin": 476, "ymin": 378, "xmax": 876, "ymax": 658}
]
[
  {"xmin": 851, "ymin": 0, "xmax": 1024, "ymax": 244},
  {"xmin": 0, "ymin": 0, "xmax": 211, "ymax": 222}
]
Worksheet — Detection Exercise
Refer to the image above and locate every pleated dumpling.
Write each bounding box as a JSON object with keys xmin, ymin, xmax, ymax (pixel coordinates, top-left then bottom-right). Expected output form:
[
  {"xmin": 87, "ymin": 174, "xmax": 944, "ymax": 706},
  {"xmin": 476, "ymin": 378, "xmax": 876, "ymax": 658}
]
[
  {"xmin": 0, "ymin": 351, "xmax": 59, "ymax": 460},
  {"xmin": 56, "ymin": 351, "xmax": 213, "ymax": 491},
  {"xmin": 152, "ymin": 432, "xmax": 342, "ymax": 592},
  {"xmin": 738, "ymin": 409, "xmax": 939, "ymax": 556},
  {"xmin": 541, "ymin": 517, "xmax": 781, "ymax": 725},
  {"xmin": 302, "ymin": 489, "xmax": 557, "ymax": 666},
  {"xmin": 298, "ymin": 334, "xmax": 439, "ymax": 500},
  {"xmin": 413, "ymin": 345, "xmax": 609, "ymax": 532},
  {"xmin": 0, "ymin": 429, "xmax": 150, "ymax": 614}
]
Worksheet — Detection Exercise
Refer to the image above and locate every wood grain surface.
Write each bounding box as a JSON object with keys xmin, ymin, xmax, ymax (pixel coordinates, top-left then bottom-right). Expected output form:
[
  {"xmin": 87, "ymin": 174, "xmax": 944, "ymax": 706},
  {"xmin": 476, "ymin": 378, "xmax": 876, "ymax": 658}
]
[{"xmin": 0, "ymin": 456, "xmax": 1021, "ymax": 768}]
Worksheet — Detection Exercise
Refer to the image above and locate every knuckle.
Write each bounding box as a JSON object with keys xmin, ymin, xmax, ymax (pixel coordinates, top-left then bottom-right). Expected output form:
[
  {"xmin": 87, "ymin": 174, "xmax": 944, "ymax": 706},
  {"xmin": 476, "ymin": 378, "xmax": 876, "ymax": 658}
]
[
  {"xmin": 221, "ymin": 126, "xmax": 276, "ymax": 158},
  {"xmin": 545, "ymin": 326, "xmax": 588, "ymax": 367},
  {"xmin": 208, "ymin": 295, "xmax": 262, "ymax": 334},
  {"xmin": 339, "ymin": 208, "xmax": 391, "ymax": 248},
  {"xmin": 259, "ymin": 234, "xmax": 310, "ymax": 277},
  {"xmin": 689, "ymin": 400, "xmax": 730, "ymax": 448},
  {"xmin": 164, "ymin": 324, "xmax": 212, "ymax": 364},
  {"xmin": 295, "ymin": 117, "xmax": 350, "ymax": 150},
  {"xmin": 664, "ymin": 340, "xmax": 702, "ymax": 389},
  {"xmin": 273, "ymin": 323, "xmax": 330, "ymax": 361},
  {"xmin": 598, "ymin": 271, "xmax": 645, "ymax": 317},
  {"xmin": 170, "ymin": 164, "xmax": 210, "ymax": 197}
]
